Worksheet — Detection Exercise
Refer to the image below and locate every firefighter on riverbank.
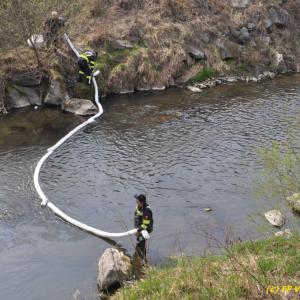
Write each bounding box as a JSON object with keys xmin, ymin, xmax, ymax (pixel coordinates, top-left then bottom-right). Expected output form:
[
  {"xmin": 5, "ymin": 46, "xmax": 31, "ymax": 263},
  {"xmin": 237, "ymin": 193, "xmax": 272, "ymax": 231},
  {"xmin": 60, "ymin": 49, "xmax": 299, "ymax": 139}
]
[
  {"xmin": 134, "ymin": 194, "xmax": 153, "ymax": 263},
  {"xmin": 77, "ymin": 50, "xmax": 97, "ymax": 85}
]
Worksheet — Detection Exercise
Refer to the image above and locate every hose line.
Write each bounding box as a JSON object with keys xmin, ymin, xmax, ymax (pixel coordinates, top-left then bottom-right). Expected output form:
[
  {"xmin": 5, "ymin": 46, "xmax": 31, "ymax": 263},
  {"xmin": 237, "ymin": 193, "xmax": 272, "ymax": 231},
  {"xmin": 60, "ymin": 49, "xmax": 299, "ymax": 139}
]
[{"xmin": 33, "ymin": 33, "xmax": 137, "ymax": 238}]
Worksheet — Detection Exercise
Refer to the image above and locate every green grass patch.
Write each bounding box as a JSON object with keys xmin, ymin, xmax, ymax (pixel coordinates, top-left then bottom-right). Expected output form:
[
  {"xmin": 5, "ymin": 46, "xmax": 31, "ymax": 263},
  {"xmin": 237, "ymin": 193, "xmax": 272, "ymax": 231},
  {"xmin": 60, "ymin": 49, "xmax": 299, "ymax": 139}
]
[
  {"xmin": 95, "ymin": 43, "xmax": 144, "ymax": 73},
  {"xmin": 187, "ymin": 67, "xmax": 217, "ymax": 84},
  {"xmin": 111, "ymin": 234, "xmax": 300, "ymax": 300}
]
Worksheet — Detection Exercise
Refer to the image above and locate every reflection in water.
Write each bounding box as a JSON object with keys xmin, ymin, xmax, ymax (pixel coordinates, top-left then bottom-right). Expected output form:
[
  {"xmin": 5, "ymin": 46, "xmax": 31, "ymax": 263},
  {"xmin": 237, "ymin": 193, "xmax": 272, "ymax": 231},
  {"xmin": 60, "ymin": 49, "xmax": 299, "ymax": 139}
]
[{"xmin": 1, "ymin": 75, "xmax": 300, "ymax": 300}]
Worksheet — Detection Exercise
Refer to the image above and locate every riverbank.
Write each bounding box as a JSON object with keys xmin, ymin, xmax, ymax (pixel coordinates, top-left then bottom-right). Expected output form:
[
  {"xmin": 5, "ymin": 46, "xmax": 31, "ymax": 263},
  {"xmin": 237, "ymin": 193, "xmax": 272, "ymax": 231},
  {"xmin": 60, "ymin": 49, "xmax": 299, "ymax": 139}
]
[
  {"xmin": 1, "ymin": 1, "xmax": 300, "ymax": 114},
  {"xmin": 111, "ymin": 234, "xmax": 300, "ymax": 300}
]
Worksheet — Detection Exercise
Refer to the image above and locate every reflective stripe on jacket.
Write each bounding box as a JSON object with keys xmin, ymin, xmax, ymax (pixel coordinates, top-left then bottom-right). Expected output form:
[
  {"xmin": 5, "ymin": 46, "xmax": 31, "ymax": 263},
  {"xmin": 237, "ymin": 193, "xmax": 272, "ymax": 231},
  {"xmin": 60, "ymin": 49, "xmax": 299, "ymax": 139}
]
[{"xmin": 134, "ymin": 204, "xmax": 153, "ymax": 233}]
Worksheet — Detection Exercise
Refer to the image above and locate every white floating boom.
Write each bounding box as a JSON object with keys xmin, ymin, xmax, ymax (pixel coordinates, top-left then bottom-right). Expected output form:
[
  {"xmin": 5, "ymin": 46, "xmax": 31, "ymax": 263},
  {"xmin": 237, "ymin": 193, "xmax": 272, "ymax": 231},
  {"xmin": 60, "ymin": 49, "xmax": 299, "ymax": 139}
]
[{"xmin": 33, "ymin": 34, "xmax": 137, "ymax": 238}]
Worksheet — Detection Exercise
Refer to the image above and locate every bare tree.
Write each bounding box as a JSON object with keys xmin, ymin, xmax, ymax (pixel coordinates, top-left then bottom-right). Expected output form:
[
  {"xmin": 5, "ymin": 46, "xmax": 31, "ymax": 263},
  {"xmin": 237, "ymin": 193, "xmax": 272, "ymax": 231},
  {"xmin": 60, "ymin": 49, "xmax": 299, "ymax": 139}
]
[{"xmin": 0, "ymin": 0, "xmax": 83, "ymax": 69}]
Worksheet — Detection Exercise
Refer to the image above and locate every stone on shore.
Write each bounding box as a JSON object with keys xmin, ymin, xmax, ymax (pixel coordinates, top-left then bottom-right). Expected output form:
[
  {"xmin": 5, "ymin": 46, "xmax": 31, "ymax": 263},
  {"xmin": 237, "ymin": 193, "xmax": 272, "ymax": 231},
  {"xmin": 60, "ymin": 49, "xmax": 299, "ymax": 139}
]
[
  {"xmin": 6, "ymin": 84, "xmax": 42, "ymax": 109},
  {"xmin": 45, "ymin": 80, "xmax": 69, "ymax": 106},
  {"xmin": 274, "ymin": 229, "xmax": 292, "ymax": 238},
  {"xmin": 264, "ymin": 210, "xmax": 285, "ymax": 227},
  {"xmin": 97, "ymin": 248, "xmax": 132, "ymax": 292}
]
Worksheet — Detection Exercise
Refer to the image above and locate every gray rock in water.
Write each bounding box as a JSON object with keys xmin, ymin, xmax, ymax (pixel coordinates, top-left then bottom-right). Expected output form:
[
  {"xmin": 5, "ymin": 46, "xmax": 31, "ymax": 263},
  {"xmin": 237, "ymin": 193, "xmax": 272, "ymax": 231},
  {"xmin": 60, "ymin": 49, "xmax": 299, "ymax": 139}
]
[
  {"xmin": 231, "ymin": 0, "xmax": 249, "ymax": 8},
  {"xmin": 264, "ymin": 210, "xmax": 285, "ymax": 227},
  {"xmin": 269, "ymin": 7, "xmax": 290, "ymax": 28},
  {"xmin": 6, "ymin": 84, "xmax": 42, "ymax": 109},
  {"xmin": 45, "ymin": 80, "xmax": 69, "ymax": 106},
  {"xmin": 62, "ymin": 98, "xmax": 98, "ymax": 116},
  {"xmin": 97, "ymin": 248, "xmax": 132, "ymax": 292}
]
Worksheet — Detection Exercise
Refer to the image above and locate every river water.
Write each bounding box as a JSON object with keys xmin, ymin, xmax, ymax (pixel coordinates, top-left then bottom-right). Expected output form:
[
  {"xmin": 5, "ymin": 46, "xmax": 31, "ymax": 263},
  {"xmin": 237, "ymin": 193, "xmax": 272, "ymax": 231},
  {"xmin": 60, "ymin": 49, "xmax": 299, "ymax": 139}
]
[{"xmin": 1, "ymin": 75, "xmax": 300, "ymax": 300}]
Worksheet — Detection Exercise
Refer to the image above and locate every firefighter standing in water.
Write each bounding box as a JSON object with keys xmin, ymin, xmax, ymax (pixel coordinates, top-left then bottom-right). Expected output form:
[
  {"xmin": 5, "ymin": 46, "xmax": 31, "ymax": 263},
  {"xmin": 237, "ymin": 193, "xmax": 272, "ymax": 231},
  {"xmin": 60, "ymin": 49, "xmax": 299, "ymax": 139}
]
[
  {"xmin": 134, "ymin": 194, "xmax": 153, "ymax": 263},
  {"xmin": 77, "ymin": 50, "xmax": 97, "ymax": 85}
]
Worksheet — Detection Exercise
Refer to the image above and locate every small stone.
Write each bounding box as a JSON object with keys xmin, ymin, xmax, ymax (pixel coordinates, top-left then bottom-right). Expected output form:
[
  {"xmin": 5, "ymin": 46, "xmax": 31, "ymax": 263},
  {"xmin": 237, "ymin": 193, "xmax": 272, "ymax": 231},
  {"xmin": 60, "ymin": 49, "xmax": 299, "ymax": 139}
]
[
  {"xmin": 264, "ymin": 210, "xmax": 285, "ymax": 227},
  {"xmin": 34, "ymin": 105, "xmax": 39, "ymax": 110},
  {"xmin": 187, "ymin": 86, "xmax": 202, "ymax": 92},
  {"xmin": 204, "ymin": 208, "xmax": 212, "ymax": 212},
  {"xmin": 274, "ymin": 229, "xmax": 292, "ymax": 237}
]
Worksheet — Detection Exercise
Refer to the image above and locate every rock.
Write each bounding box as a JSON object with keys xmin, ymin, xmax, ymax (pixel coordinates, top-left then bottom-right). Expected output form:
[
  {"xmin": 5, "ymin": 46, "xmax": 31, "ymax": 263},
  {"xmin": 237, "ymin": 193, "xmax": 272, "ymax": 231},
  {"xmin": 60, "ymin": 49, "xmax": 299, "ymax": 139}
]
[
  {"xmin": 283, "ymin": 54, "xmax": 297, "ymax": 72},
  {"xmin": 238, "ymin": 27, "xmax": 250, "ymax": 44},
  {"xmin": 186, "ymin": 45, "xmax": 206, "ymax": 60},
  {"xmin": 247, "ymin": 23, "xmax": 256, "ymax": 31},
  {"xmin": 5, "ymin": 84, "xmax": 42, "ymax": 109},
  {"xmin": 152, "ymin": 86, "xmax": 166, "ymax": 91},
  {"xmin": 249, "ymin": 77, "xmax": 258, "ymax": 82},
  {"xmin": 277, "ymin": 60, "xmax": 288, "ymax": 74},
  {"xmin": 72, "ymin": 289, "xmax": 81, "ymax": 300},
  {"xmin": 62, "ymin": 98, "xmax": 98, "ymax": 116},
  {"xmin": 264, "ymin": 18, "xmax": 273, "ymax": 33},
  {"xmin": 217, "ymin": 40, "xmax": 241, "ymax": 60},
  {"xmin": 187, "ymin": 86, "xmax": 202, "ymax": 92},
  {"xmin": 274, "ymin": 229, "xmax": 292, "ymax": 237},
  {"xmin": 204, "ymin": 208, "xmax": 212, "ymax": 212},
  {"xmin": 264, "ymin": 210, "xmax": 285, "ymax": 227},
  {"xmin": 219, "ymin": 76, "xmax": 238, "ymax": 83},
  {"xmin": 263, "ymin": 71, "xmax": 276, "ymax": 79},
  {"xmin": 110, "ymin": 39, "xmax": 133, "ymax": 50},
  {"xmin": 12, "ymin": 72, "xmax": 43, "ymax": 87},
  {"xmin": 286, "ymin": 193, "xmax": 300, "ymax": 213},
  {"xmin": 231, "ymin": 0, "xmax": 249, "ymax": 8},
  {"xmin": 27, "ymin": 34, "xmax": 45, "ymax": 49},
  {"xmin": 201, "ymin": 32, "xmax": 211, "ymax": 44},
  {"xmin": 97, "ymin": 248, "xmax": 132, "ymax": 292},
  {"xmin": 45, "ymin": 80, "xmax": 69, "ymax": 106},
  {"xmin": 269, "ymin": 7, "xmax": 290, "ymax": 28}
]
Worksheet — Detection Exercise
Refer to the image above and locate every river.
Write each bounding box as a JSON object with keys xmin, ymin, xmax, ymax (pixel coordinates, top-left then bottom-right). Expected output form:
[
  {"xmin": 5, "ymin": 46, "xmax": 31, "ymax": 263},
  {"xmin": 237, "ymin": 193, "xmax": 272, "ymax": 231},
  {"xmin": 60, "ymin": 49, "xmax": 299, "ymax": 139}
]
[{"xmin": 1, "ymin": 75, "xmax": 300, "ymax": 300}]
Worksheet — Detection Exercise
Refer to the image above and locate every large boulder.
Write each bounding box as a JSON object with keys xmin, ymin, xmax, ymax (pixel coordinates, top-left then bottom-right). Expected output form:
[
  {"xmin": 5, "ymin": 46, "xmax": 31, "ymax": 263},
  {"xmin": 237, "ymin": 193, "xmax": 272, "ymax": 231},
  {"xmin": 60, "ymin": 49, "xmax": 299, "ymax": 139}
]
[
  {"xmin": 97, "ymin": 248, "xmax": 132, "ymax": 292},
  {"xmin": 45, "ymin": 80, "xmax": 69, "ymax": 106},
  {"xmin": 264, "ymin": 210, "xmax": 285, "ymax": 227},
  {"xmin": 217, "ymin": 40, "xmax": 241, "ymax": 60},
  {"xmin": 268, "ymin": 7, "xmax": 290, "ymax": 28},
  {"xmin": 62, "ymin": 98, "xmax": 98, "ymax": 116},
  {"xmin": 5, "ymin": 84, "xmax": 42, "ymax": 109}
]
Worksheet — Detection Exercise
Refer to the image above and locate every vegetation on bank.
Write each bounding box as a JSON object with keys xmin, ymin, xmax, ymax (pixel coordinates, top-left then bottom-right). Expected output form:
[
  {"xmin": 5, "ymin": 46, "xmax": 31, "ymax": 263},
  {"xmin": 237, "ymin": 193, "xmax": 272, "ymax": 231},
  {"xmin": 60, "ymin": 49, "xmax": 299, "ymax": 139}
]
[
  {"xmin": 187, "ymin": 67, "xmax": 217, "ymax": 84},
  {"xmin": 111, "ymin": 234, "xmax": 300, "ymax": 300}
]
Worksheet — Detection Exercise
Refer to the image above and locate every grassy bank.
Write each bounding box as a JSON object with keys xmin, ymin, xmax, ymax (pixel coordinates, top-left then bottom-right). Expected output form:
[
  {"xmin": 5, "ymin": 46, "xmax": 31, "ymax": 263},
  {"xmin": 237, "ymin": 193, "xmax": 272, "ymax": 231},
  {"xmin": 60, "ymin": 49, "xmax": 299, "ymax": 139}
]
[{"xmin": 112, "ymin": 234, "xmax": 300, "ymax": 300}]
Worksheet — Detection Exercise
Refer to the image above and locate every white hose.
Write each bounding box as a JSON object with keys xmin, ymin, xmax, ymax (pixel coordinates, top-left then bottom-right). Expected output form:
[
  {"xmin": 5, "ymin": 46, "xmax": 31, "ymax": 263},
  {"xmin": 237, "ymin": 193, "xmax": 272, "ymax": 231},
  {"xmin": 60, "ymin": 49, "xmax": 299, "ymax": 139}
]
[{"xmin": 33, "ymin": 34, "xmax": 138, "ymax": 238}]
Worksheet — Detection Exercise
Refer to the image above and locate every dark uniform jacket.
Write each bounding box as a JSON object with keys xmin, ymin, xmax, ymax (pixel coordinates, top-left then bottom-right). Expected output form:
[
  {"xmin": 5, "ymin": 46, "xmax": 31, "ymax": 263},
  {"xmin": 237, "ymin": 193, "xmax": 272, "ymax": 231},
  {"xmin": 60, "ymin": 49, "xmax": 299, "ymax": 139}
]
[
  {"xmin": 134, "ymin": 203, "xmax": 153, "ymax": 233},
  {"xmin": 78, "ymin": 51, "xmax": 97, "ymax": 80}
]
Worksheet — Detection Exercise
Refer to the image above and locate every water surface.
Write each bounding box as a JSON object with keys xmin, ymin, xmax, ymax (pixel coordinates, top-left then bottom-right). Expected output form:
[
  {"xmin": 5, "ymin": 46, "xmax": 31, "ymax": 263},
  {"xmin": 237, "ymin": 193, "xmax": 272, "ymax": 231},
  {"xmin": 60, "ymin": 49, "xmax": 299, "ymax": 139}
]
[{"xmin": 1, "ymin": 75, "xmax": 300, "ymax": 300}]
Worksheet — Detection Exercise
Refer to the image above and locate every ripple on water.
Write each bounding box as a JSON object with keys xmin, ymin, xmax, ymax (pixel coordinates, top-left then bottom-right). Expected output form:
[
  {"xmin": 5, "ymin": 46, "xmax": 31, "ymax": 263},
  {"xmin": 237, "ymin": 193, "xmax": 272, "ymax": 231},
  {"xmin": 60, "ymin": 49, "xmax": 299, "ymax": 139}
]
[{"xmin": 1, "ymin": 77, "xmax": 300, "ymax": 300}]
